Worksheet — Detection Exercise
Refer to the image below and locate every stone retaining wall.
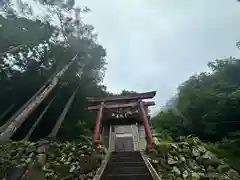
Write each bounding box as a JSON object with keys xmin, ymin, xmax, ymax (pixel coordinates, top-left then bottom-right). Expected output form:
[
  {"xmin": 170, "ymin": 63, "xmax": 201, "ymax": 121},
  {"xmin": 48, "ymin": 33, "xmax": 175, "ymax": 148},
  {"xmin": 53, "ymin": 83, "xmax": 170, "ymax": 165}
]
[
  {"xmin": 145, "ymin": 136, "xmax": 240, "ymax": 180},
  {"xmin": 0, "ymin": 139, "xmax": 107, "ymax": 180}
]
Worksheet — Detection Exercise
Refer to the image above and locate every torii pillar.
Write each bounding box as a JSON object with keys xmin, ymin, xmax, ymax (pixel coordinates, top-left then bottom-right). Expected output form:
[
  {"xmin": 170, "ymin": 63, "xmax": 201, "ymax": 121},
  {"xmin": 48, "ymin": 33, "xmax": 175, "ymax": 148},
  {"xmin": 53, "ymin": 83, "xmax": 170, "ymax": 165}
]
[{"xmin": 87, "ymin": 91, "xmax": 156, "ymax": 148}]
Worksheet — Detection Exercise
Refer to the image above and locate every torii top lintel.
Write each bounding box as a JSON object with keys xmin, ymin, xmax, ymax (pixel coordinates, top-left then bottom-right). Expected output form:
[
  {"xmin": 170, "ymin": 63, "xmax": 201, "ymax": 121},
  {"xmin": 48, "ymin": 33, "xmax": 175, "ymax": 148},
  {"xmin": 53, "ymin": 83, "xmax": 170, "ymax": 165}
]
[
  {"xmin": 88, "ymin": 101, "xmax": 155, "ymax": 110},
  {"xmin": 86, "ymin": 91, "xmax": 156, "ymax": 103}
]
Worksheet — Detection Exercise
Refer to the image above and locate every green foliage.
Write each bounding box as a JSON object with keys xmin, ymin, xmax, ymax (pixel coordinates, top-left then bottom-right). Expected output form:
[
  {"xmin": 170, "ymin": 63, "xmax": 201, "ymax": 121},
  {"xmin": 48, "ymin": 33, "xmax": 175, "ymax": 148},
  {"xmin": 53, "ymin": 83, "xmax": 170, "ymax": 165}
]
[
  {"xmin": 119, "ymin": 90, "xmax": 137, "ymax": 96},
  {"xmin": 152, "ymin": 57, "xmax": 240, "ymax": 171},
  {"xmin": 0, "ymin": 1, "xmax": 108, "ymax": 141},
  {"xmin": 207, "ymin": 137, "xmax": 240, "ymax": 171},
  {"xmin": 153, "ymin": 57, "xmax": 240, "ymax": 140}
]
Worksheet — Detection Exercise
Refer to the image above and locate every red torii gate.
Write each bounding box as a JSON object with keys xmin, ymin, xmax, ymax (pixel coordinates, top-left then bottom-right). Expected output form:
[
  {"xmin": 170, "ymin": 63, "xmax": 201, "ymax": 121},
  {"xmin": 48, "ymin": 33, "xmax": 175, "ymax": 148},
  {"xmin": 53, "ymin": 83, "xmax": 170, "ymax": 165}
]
[{"xmin": 87, "ymin": 91, "xmax": 156, "ymax": 147}]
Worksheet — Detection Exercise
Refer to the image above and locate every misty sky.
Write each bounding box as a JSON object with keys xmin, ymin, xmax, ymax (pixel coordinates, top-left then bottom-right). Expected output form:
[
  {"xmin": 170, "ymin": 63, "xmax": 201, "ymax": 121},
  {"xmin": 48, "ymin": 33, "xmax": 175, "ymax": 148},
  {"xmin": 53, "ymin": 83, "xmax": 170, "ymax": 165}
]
[{"xmin": 77, "ymin": 0, "xmax": 240, "ymax": 114}]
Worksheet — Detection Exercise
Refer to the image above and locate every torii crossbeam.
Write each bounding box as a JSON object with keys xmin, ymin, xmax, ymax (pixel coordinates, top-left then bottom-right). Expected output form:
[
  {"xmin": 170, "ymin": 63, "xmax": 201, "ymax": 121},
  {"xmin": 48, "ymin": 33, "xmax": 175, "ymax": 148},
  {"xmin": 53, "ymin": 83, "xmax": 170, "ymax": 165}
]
[{"xmin": 87, "ymin": 91, "xmax": 156, "ymax": 147}]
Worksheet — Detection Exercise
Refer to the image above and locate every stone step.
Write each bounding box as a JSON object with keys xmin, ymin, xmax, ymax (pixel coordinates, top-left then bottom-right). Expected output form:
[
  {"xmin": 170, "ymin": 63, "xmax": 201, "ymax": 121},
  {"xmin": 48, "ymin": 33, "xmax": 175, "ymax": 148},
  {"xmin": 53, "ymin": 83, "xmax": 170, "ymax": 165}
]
[
  {"xmin": 110, "ymin": 156, "xmax": 143, "ymax": 162},
  {"xmin": 100, "ymin": 151, "xmax": 153, "ymax": 180},
  {"xmin": 104, "ymin": 166, "xmax": 146, "ymax": 174},
  {"xmin": 100, "ymin": 174, "xmax": 152, "ymax": 180},
  {"xmin": 107, "ymin": 161, "xmax": 146, "ymax": 167}
]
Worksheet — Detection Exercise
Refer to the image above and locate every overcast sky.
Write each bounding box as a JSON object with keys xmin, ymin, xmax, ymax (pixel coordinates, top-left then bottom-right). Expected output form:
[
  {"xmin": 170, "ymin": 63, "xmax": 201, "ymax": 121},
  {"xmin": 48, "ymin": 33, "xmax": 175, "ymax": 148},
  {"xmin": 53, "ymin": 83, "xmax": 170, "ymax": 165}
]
[{"xmin": 77, "ymin": 0, "xmax": 240, "ymax": 114}]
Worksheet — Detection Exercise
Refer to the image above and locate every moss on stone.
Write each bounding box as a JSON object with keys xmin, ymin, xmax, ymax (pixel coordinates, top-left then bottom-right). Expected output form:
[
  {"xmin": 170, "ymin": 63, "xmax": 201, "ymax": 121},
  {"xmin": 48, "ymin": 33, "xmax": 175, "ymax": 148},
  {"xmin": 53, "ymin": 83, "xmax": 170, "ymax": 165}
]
[
  {"xmin": 146, "ymin": 136, "xmax": 240, "ymax": 180},
  {"xmin": 0, "ymin": 139, "xmax": 107, "ymax": 180}
]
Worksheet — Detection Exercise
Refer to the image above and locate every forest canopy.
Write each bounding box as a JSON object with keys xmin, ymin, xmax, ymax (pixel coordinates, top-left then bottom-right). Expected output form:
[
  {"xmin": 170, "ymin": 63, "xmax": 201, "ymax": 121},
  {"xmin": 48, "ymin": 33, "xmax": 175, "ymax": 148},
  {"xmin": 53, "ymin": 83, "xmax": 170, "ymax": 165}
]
[
  {"xmin": 0, "ymin": 0, "xmax": 109, "ymax": 141},
  {"xmin": 152, "ymin": 57, "xmax": 240, "ymax": 170}
]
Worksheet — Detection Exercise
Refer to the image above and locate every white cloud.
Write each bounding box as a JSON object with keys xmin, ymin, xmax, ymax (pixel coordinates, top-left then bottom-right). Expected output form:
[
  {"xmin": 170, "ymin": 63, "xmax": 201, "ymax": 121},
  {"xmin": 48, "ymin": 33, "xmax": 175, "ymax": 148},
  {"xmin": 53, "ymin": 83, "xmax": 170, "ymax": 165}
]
[{"xmin": 77, "ymin": 0, "xmax": 240, "ymax": 113}]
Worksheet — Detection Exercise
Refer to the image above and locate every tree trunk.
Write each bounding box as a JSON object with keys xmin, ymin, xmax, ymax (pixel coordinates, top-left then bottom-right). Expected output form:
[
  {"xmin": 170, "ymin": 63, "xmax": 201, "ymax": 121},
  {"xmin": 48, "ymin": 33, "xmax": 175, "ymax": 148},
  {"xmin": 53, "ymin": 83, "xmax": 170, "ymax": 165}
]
[
  {"xmin": 23, "ymin": 96, "xmax": 56, "ymax": 140},
  {"xmin": 0, "ymin": 104, "xmax": 15, "ymax": 131},
  {"xmin": 0, "ymin": 53, "xmax": 79, "ymax": 142},
  {"xmin": 0, "ymin": 104, "xmax": 15, "ymax": 121},
  {"xmin": 48, "ymin": 87, "xmax": 79, "ymax": 139},
  {"xmin": 0, "ymin": 77, "xmax": 54, "ymax": 132}
]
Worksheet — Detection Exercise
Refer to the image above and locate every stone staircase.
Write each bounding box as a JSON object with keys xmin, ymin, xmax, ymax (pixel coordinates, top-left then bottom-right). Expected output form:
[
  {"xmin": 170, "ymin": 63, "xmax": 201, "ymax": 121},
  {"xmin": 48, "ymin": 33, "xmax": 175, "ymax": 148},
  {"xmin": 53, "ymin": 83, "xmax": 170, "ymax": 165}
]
[{"xmin": 100, "ymin": 151, "xmax": 153, "ymax": 180}]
